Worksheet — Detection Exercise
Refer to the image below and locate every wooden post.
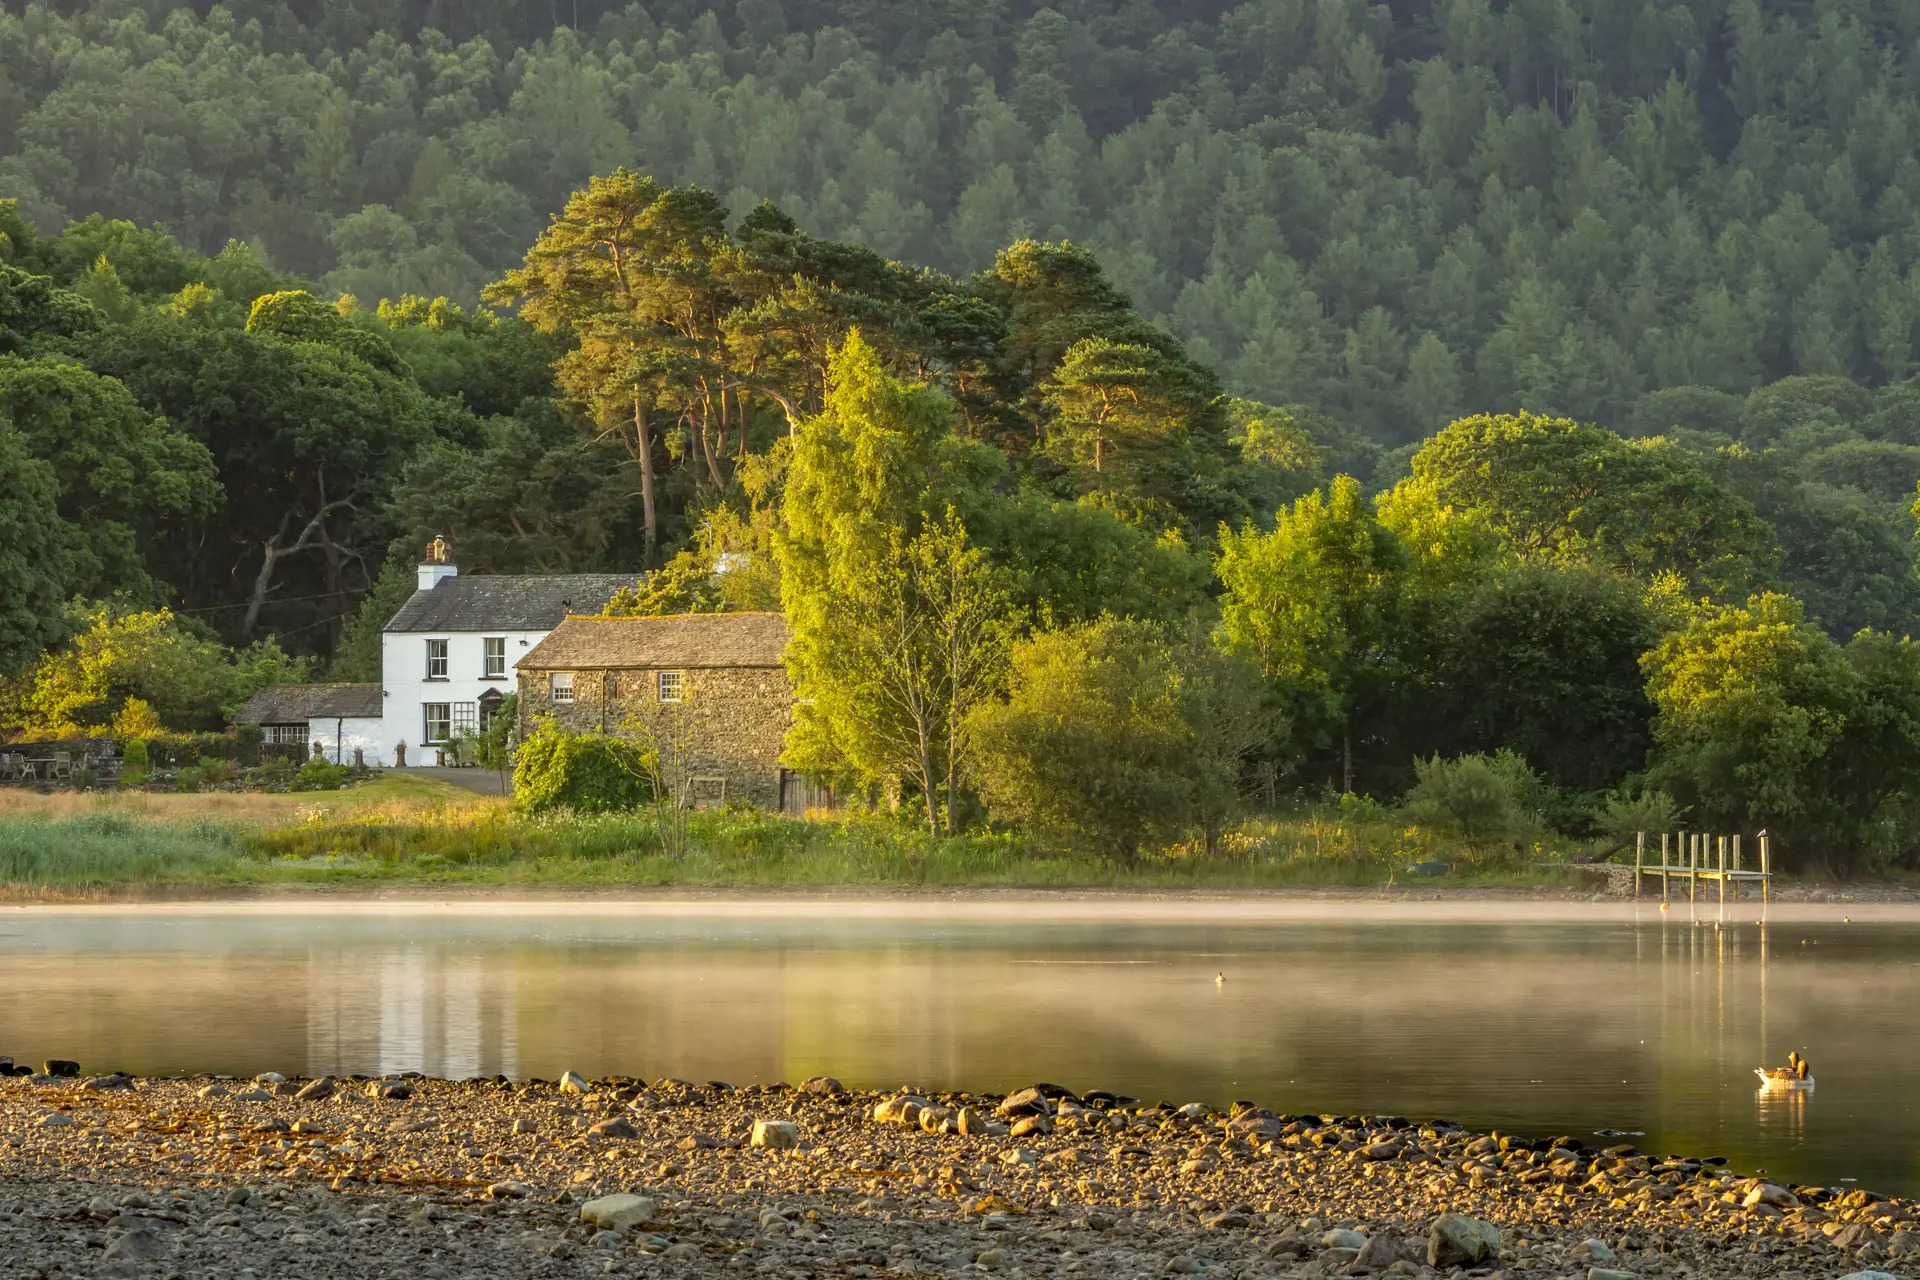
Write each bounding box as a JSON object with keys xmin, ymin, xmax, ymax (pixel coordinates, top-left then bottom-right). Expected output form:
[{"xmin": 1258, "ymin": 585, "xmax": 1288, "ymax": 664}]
[
  {"xmin": 1635, "ymin": 831, "xmax": 1644, "ymax": 900},
  {"xmin": 1661, "ymin": 832, "xmax": 1671, "ymax": 902},
  {"xmin": 1717, "ymin": 835, "xmax": 1727, "ymax": 918},
  {"xmin": 1761, "ymin": 832, "xmax": 1770, "ymax": 905},
  {"xmin": 1732, "ymin": 834, "xmax": 1741, "ymax": 902},
  {"xmin": 1689, "ymin": 833, "xmax": 1698, "ymax": 903}
]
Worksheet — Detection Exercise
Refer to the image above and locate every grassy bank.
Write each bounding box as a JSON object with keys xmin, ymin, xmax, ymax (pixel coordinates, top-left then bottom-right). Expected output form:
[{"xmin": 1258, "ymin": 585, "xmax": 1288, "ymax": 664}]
[{"xmin": 0, "ymin": 777, "xmax": 1607, "ymax": 895}]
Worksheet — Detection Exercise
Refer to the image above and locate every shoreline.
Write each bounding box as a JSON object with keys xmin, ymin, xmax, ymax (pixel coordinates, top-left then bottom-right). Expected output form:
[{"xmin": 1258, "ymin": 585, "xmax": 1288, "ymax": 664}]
[
  {"xmin": 1, "ymin": 884, "xmax": 1916, "ymax": 924},
  {"xmin": 1, "ymin": 1071, "xmax": 1907, "ymax": 1280}
]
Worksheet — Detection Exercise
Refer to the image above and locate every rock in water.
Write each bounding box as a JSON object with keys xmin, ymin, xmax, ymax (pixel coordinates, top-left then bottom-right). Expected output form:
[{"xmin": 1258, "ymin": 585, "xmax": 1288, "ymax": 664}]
[
  {"xmin": 1428, "ymin": 1212, "xmax": 1501, "ymax": 1267},
  {"xmin": 751, "ymin": 1119, "xmax": 800, "ymax": 1149},
  {"xmin": 42, "ymin": 1059, "xmax": 80, "ymax": 1077},
  {"xmin": 579, "ymin": 1193, "xmax": 657, "ymax": 1232},
  {"xmin": 558, "ymin": 1070, "xmax": 592, "ymax": 1095}
]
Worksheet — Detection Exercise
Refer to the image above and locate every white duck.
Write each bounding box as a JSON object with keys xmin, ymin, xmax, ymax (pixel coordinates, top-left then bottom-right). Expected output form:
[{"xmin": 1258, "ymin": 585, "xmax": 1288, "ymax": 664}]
[{"xmin": 1754, "ymin": 1050, "xmax": 1814, "ymax": 1089}]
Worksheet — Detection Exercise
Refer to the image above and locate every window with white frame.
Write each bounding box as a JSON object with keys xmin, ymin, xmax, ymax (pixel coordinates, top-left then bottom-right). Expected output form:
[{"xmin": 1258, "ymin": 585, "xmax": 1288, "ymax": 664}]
[
  {"xmin": 549, "ymin": 672, "xmax": 573, "ymax": 702},
  {"xmin": 425, "ymin": 638, "xmax": 449, "ymax": 680},
  {"xmin": 483, "ymin": 636, "xmax": 507, "ymax": 678},
  {"xmin": 452, "ymin": 702, "xmax": 478, "ymax": 737},
  {"xmin": 265, "ymin": 724, "xmax": 309, "ymax": 745},
  {"xmin": 657, "ymin": 670, "xmax": 683, "ymax": 702},
  {"xmin": 423, "ymin": 703, "xmax": 452, "ymax": 743}
]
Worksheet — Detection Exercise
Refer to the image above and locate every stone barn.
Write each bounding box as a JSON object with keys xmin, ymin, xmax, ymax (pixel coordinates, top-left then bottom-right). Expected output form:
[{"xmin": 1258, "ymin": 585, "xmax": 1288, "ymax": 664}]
[{"xmin": 515, "ymin": 612, "xmax": 800, "ymax": 810}]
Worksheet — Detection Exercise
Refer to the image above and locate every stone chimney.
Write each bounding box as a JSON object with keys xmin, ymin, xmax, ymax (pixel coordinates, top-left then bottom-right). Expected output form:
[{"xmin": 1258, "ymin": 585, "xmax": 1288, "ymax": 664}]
[{"xmin": 418, "ymin": 535, "xmax": 457, "ymax": 591}]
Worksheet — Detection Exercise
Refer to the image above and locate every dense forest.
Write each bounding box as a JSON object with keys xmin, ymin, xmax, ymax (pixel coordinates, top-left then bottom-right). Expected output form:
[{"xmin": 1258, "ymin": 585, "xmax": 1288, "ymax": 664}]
[{"xmin": 9, "ymin": 0, "xmax": 1920, "ymax": 869}]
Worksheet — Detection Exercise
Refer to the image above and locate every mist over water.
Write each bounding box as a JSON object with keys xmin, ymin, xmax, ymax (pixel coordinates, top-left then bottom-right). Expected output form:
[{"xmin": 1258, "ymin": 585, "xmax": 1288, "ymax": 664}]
[{"xmin": 2, "ymin": 899, "xmax": 1914, "ymax": 1195}]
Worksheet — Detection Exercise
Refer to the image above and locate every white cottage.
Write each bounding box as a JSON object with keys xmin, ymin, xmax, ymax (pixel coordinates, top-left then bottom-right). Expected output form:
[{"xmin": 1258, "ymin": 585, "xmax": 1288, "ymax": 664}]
[
  {"xmin": 373, "ymin": 541, "xmax": 629, "ymax": 766},
  {"xmin": 233, "ymin": 540, "xmax": 631, "ymax": 767}
]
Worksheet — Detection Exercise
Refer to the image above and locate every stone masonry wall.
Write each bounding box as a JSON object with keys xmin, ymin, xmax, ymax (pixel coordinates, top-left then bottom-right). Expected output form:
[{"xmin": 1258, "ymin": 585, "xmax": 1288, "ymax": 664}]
[{"xmin": 517, "ymin": 665, "xmax": 792, "ymax": 809}]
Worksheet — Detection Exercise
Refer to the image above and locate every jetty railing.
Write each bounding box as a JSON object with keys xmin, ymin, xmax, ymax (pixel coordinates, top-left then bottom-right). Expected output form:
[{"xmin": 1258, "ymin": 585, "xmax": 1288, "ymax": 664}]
[{"xmin": 1631, "ymin": 831, "xmax": 1772, "ymax": 906}]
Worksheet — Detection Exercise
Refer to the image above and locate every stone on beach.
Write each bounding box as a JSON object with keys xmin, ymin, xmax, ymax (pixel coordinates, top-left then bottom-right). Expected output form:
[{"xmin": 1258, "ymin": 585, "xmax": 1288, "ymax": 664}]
[
  {"xmin": 558, "ymin": 1070, "xmax": 592, "ymax": 1094},
  {"xmin": 1428, "ymin": 1211, "xmax": 1501, "ymax": 1266},
  {"xmin": 294, "ymin": 1075, "xmax": 336, "ymax": 1101},
  {"xmin": 41, "ymin": 1059, "xmax": 79, "ymax": 1077},
  {"xmin": 751, "ymin": 1118, "xmax": 800, "ymax": 1149},
  {"xmin": 1575, "ymin": 1237, "xmax": 1617, "ymax": 1262},
  {"xmin": 587, "ymin": 1117, "xmax": 637, "ymax": 1138},
  {"xmin": 579, "ymin": 1193, "xmax": 657, "ymax": 1231}
]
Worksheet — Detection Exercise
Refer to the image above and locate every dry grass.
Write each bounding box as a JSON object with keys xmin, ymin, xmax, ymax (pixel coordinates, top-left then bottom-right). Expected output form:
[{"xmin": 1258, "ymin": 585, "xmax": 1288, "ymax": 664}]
[{"xmin": 0, "ymin": 773, "xmax": 493, "ymax": 828}]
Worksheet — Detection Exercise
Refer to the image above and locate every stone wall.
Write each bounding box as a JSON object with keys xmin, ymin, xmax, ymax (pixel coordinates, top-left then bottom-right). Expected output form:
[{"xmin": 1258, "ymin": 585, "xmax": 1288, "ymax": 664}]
[{"xmin": 517, "ymin": 665, "xmax": 792, "ymax": 809}]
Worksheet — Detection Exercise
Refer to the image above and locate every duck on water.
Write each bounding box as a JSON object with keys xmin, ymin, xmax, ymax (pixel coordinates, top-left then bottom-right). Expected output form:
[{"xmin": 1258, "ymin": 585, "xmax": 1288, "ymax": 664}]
[{"xmin": 1755, "ymin": 1050, "xmax": 1814, "ymax": 1089}]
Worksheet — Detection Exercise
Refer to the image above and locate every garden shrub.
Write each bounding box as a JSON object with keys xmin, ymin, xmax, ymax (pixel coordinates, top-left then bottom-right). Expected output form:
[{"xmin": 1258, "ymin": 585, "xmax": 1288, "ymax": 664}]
[
  {"xmin": 512, "ymin": 719, "xmax": 653, "ymax": 814},
  {"xmin": 1403, "ymin": 750, "xmax": 1545, "ymax": 848},
  {"xmin": 120, "ymin": 739, "xmax": 149, "ymax": 785},
  {"xmin": 293, "ymin": 759, "xmax": 350, "ymax": 791}
]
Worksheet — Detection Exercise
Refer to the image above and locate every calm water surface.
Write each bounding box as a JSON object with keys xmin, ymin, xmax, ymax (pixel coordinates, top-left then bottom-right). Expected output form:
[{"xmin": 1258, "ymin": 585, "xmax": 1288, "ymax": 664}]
[{"xmin": 1, "ymin": 899, "xmax": 1914, "ymax": 1195}]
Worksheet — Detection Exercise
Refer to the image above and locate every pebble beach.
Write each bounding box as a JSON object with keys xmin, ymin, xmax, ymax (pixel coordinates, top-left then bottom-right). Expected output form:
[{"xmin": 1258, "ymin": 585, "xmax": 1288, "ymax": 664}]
[{"xmin": 0, "ymin": 1067, "xmax": 1908, "ymax": 1280}]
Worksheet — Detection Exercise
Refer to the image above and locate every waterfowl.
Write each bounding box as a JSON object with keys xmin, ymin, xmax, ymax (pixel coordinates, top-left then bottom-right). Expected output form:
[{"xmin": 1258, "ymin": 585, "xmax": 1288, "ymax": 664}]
[{"xmin": 1754, "ymin": 1050, "xmax": 1814, "ymax": 1089}]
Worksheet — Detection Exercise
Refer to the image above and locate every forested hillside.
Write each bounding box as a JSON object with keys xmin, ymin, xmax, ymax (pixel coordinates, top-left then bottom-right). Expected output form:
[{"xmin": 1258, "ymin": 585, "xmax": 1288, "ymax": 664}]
[{"xmin": 10, "ymin": 0, "xmax": 1920, "ymax": 869}]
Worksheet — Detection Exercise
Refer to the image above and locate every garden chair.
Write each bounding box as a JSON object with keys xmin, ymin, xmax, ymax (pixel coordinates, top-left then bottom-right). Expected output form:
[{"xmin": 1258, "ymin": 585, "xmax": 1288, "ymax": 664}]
[
  {"xmin": 49, "ymin": 751, "xmax": 72, "ymax": 780},
  {"xmin": 0, "ymin": 753, "xmax": 17, "ymax": 782}
]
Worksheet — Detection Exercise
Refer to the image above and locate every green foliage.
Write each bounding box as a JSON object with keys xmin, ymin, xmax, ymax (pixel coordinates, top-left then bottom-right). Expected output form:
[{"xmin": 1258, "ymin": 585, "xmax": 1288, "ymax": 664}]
[
  {"xmin": 1592, "ymin": 784, "xmax": 1686, "ymax": 847},
  {"xmin": 512, "ymin": 718, "xmax": 654, "ymax": 814},
  {"xmin": 967, "ymin": 617, "xmax": 1271, "ymax": 861},
  {"xmin": 293, "ymin": 759, "xmax": 351, "ymax": 791},
  {"xmin": 1644, "ymin": 594, "xmax": 1920, "ymax": 874},
  {"xmin": 1405, "ymin": 412, "xmax": 1773, "ymax": 597},
  {"xmin": 176, "ymin": 756, "xmax": 239, "ymax": 793},
  {"xmin": 1403, "ymin": 751, "xmax": 1546, "ymax": 850},
  {"xmin": 119, "ymin": 738, "xmax": 149, "ymax": 786}
]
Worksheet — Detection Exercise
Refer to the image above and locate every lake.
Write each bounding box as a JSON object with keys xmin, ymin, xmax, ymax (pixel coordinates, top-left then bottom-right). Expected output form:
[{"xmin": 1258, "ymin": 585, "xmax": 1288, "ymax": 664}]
[{"xmin": 1, "ymin": 897, "xmax": 1913, "ymax": 1196}]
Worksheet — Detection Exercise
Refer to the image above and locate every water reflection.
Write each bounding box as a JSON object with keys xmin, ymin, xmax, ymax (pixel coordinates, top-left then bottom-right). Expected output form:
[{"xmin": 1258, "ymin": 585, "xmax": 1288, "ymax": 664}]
[{"xmin": 1, "ymin": 901, "xmax": 1915, "ymax": 1195}]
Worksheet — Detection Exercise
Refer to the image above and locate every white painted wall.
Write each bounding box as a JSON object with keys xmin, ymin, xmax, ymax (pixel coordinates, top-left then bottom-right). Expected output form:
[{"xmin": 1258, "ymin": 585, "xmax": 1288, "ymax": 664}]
[{"xmin": 373, "ymin": 628, "xmax": 551, "ymax": 767}]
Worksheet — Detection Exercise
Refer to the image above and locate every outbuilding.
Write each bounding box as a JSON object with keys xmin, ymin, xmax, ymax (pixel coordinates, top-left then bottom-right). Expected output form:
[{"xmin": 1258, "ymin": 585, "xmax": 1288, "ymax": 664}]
[
  {"xmin": 515, "ymin": 612, "xmax": 811, "ymax": 810},
  {"xmin": 230, "ymin": 683, "xmax": 384, "ymax": 765}
]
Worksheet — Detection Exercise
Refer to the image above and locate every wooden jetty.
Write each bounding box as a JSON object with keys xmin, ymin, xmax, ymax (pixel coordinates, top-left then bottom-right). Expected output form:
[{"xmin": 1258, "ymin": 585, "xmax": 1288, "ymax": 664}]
[{"xmin": 1632, "ymin": 830, "xmax": 1773, "ymax": 906}]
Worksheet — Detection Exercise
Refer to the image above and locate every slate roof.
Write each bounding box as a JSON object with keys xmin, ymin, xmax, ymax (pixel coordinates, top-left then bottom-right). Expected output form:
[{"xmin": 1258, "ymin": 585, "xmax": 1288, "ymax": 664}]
[
  {"xmin": 233, "ymin": 684, "xmax": 383, "ymax": 725},
  {"xmin": 384, "ymin": 574, "xmax": 635, "ymax": 633},
  {"xmin": 518, "ymin": 613, "xmax": 790, "ymax": 671}
]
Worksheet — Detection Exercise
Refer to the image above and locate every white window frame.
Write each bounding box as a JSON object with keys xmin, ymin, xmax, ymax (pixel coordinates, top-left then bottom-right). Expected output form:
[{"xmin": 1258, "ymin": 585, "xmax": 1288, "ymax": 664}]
[
  {"xmin": 549, "ymin": 672, "xmax": 574, "ymax": 703},
  {"xmin": 425, "ymin": 638, "xmax": 449, "ymax": 680},
  {"xmin": 483, "ymin": 636, "xmax": 507, "ymax": 679},
  {"xmin": 452, "ymin": 702, "xmax": 478, "ymax": 737},
  {"xmin": 423, "ymin": 703, "xmax": 452, "ymax": 744},
  {"xmin": 265, "ymin": 724, "xmax": 309, "ymax": 746},
  {"xmin": 657, "ymin": 670, "xmax": 683, "ymax": 703}
]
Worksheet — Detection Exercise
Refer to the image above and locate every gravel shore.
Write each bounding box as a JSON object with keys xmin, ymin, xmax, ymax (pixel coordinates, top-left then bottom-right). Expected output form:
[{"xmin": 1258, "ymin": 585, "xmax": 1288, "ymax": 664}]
[{"xmin": 0, "ymin": 1069, "xmax": 1908, "ymax": 1280}]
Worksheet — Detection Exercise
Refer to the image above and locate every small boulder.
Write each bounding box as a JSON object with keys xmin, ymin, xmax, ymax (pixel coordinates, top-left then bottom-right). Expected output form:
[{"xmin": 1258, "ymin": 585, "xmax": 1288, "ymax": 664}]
[
  {"xmin": 751, "ymin": 1119, "xmax": 801, "ymax": 1150},
  {"xmin": 1352, "ymin": 1234, "xmax": 1414, "ymax": 1269},
  {"xmin": 294, "ymin": 1076, "xmax": 336, "ymax": 1102},
  {"xmin": 253, "ymin": 1072, "xmax": 285, "ymax": 1085},
  {"xmin": 1358, "ymin": 1139, "xmax": 1403, "ymax": 1161},
  {"xmin": 366, "ymin": 1081, "xmax": 412, "ymax": 1100},
  {"xmin": 101, "ymin": 1229, "xmax": 165, "ymax": 1261},
  {"xmin": 799, "ymin": 1076, "xmax": 844, "ymax": 1095},
  {"xmin": 579, "ymin": 1193, "xmax": 656, "ymax": 1232},
  {"xmin": 558, "ymin": 1070, "xmax": 592, "ymax": 1095},
  {"xmin": 1836, "ymin": 1273, "xmax": 1899, "ymax": 1280},
  {"xmin": 82, "ymin": 1074, "xmax": 133, "ymax": 1092},
  {"xmin": 1428, "ymin": 1212, "xmax": 1501, "ymax": 1267},
  {"xmin": 487, "ymin": 1180, "xmax": 532, "ymax": 1199},
  {"xmin": 874, "ymin": 1095, "xmax": 932, "ymax": 1125},
  {"xmin": 956, "ymin": 1106, "xmax": 995, "ymax": 1136},
  {"xmin": 1587, "ymin": 1270, "xmax": 1639, "ymax": 1280},
  {"xmin": 1010, "ymin": 1114, "xmax": 1053, "ymax": 1139},
  {"xmin": 918, "ymin": 1105, "xmax": 954, "ymax": 1134},
  {"xmin": 994, "ymin": 1087, "xmax": 1050, "ymax": 1117},
  {"xmin": 36, "ymin": 1113, "xmax": 75, "ymax": 1127},
  {"xmin": 42, "ymin": 1059, "xmax": 80, "ymax": 1078},
  {"xmin": 1744, "ymin": 1182, "xmax": 1798, "ymax": 1209},
  {"xmin": 587, "ymin": 1118, "xmax": 638, "ymax": 1139},
  {"xmin": 197, "ymin": 1084, "xmax": 230, "ymax": 1100},
  {"xmin": 1575, "ymin": 1238, "xmax": 1616, "ymax": 1263},
  {"xmin": 1322, "ymin": 1228, "xmax": 1368, "ymax": 1251}
]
